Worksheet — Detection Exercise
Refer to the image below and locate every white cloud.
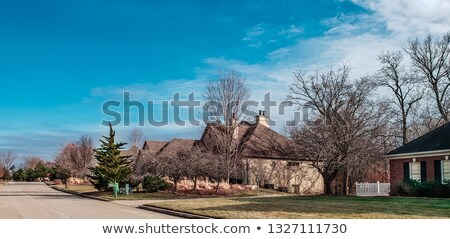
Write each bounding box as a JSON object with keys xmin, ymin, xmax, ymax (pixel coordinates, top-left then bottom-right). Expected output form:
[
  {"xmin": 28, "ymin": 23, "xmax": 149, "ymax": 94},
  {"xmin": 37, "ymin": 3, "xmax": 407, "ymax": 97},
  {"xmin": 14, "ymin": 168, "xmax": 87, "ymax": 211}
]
[
  {"xmin": 278, "ymin": 25, "xmax": 304, "ymax": 38},
  {"xmin": 242, "ymin": 23, "xmax": 268, "ymax": 47},
  {"xmin": 211, "ymin": 0, "xmax": 450, "ymax": 86},
  {"xmin": 355, "ymin": 0, "xmax": 450, "ymax": 37},
  {"xmin": 242, "ymin": 23, "xmax": 267, "ymax": 41},
  {"xmin": 198, "ymin": 0, "xmax": 450, "ymax": 132},
  {"xmin": 242, "ymin": 23, "xmax": 306, "ymax": 48}
]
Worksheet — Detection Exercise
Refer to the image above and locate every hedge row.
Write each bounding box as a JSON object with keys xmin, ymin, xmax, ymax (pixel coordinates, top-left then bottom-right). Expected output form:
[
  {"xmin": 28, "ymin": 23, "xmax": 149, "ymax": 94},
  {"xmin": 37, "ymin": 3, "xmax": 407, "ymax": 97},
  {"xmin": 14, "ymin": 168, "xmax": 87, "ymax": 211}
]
[{"xmin": 397, "ymin": 180, "xmax": 450, "ymax": 198}]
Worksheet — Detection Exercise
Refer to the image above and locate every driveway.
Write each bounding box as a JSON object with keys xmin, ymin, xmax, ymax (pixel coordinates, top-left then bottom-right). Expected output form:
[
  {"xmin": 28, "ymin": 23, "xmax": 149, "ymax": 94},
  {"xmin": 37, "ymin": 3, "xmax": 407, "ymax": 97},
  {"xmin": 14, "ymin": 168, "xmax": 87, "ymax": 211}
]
[{"xmin": 0, "ymin": 182, "xmax": 180, "ymax": 219}]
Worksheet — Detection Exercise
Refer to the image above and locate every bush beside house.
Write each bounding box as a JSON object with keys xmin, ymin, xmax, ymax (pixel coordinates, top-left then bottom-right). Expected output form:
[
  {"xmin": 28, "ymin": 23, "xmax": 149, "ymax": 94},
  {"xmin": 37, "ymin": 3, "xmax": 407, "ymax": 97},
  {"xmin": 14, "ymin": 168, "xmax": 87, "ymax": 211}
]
[{"xmin": 397, "ymin": 180, "xmax": 450, "ymax": 198}]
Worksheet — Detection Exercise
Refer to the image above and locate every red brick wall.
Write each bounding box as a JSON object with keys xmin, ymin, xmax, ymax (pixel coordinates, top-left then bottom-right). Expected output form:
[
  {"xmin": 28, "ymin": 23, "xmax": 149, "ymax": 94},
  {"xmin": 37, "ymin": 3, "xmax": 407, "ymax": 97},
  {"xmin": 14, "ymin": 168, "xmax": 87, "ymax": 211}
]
[{"xmin": 389, "ymin": 156, "xmax": 445, "ymax": 195}]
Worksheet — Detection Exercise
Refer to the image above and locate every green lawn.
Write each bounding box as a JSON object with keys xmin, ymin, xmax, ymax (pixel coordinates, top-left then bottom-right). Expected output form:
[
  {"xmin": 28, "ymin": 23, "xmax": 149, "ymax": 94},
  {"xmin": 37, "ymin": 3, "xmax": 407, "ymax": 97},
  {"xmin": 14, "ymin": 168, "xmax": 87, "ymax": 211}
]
[
  {"xmin": 145, "ymin": 195, "xmax": 450, "ymax": 219},
  {"xmin": 52, "ymin": 184, "xmax": 289, "ymax": 200}
]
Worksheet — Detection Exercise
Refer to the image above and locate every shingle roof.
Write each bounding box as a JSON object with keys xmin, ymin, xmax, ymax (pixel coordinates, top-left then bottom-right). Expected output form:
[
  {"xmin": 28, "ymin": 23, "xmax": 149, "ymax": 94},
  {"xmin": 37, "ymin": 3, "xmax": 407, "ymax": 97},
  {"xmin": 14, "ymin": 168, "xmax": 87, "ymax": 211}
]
[
  {"xmin": 141, "ymin": 119, "xmax": 294, "ymax": 160},
  {"xmin": 241, "ymin": 123, "xmax": 294, "ymax": 159},
  {"xmin": 387, "ymin": 122, "xmax": 450, "ymax": 156},
  {"xmin": 119, "ymin": 150, "xmax": 133, "ymax": 157},
  {"xmin": 157, "ymin": 138, "xmax": 196, "ymax": 158},
  {"xmin": 199, "ymin": 121, "xmax": 294, "ymax": 160},
  {"xmin": 142, "ymin": 140, "xmax": 168, "ymax": 155},
  {"xmin": 120, "ymin": 146, "xmax": 139, "ymax": 158}
]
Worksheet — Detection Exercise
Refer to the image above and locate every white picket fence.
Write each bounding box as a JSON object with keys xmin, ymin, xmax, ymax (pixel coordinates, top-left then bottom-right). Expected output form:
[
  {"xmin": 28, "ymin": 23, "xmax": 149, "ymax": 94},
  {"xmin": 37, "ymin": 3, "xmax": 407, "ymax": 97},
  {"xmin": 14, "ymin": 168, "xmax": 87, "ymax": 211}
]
[{"xmin": 356, "ymin": 181, "xmax": 390, "ymax": 196}]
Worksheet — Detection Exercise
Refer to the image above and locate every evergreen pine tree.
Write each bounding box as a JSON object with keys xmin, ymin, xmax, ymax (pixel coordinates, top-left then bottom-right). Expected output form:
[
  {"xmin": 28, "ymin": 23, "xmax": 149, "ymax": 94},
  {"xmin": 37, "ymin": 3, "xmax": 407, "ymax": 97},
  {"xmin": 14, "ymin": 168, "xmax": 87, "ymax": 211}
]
[{"xmin": 90, "ymin": 123, "xmax": 132, "ymax": 191}]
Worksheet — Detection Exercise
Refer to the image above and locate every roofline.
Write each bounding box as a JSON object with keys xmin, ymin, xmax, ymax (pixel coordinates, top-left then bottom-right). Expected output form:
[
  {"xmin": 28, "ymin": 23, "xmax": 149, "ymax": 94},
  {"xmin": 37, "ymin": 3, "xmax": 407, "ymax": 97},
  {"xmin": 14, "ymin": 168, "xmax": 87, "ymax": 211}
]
[
  {"xmin": 385, "ymin": 149, "xmax": 450, "ymax": 160},
  {"xmin": 243, "ymin": 155, "xmax": 313, "ymax": 161}
]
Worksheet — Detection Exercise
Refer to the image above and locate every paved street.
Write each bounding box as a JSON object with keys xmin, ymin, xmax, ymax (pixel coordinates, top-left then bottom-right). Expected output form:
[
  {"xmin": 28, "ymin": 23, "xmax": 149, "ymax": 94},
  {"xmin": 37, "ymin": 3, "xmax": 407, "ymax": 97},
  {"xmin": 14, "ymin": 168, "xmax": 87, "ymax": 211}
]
[{"xmin": 0, "ymin": 182, "xmax": 179, "ymax": 219}]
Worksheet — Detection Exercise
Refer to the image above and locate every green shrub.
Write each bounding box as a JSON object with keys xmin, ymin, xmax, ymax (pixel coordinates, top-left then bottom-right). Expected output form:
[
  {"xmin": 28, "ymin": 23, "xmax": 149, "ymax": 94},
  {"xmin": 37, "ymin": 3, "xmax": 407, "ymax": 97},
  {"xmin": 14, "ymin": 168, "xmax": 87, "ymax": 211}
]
[
  {"xmin": 397, "ymin": 180, "xmax": 450, "ymax": 198},
  {"xmin": 142, "ymin": 176, "xmax": 172, "ymax": 192},
  {"xmin": 91, "ymin": 176, "xmax": 110, "ymax": 191}
]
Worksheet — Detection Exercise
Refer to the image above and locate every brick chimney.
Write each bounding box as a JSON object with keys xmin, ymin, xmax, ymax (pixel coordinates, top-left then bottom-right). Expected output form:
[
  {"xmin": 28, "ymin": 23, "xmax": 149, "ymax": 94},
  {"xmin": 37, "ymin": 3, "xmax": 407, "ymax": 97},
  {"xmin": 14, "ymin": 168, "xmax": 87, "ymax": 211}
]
[{"xmin": 256, "ymin": 110, "xmax": 269, "ymax": 127}]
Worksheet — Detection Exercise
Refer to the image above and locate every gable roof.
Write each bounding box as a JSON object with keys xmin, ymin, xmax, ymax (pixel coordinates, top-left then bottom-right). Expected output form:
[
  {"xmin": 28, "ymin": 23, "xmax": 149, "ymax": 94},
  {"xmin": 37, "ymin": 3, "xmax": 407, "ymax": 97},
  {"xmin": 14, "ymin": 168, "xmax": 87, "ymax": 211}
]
[
  {"xmin": 120, "ymin": 146, "xmax": 139, "ymax": 159},
  {"xmin": 241, "ymin": 123, "xmax": 294, "ymax": 159},
  {"xmin": 120, "ymin": 149, "xmax": 133, "ymax": 157},
  {"xmin": 386, "ymin": 122, "xmax": 450, "ymax": 158},
  {"xmin": 157, "ymin": 138, "xmax": 196, "ymax": 158},
  {"xmin": 199, "ymin": 120, "xmax": 294, "ymax": 160},
  {"xmin": 143, "ymin": 140, "xmax": 168, "ymax": 155}
]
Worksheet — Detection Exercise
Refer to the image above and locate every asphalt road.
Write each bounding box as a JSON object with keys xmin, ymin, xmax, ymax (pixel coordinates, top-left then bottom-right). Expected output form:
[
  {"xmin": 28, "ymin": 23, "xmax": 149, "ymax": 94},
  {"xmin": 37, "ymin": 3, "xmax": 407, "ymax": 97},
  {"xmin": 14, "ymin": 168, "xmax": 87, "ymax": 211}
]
[{"xmin": 0, "ymin": 182, "xmax": 179, "ymax": 219}]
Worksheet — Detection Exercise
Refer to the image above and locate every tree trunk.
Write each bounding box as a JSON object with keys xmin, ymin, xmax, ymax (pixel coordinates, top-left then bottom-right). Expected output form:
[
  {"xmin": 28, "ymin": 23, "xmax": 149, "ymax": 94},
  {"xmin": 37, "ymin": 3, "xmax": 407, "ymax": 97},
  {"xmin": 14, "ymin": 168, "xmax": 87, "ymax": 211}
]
[
  {"xmin": 433, "ymin": 84, "xmax": 449, "ymax": 122},
  {"xmin": 401, "ymin": 109, "xmax": 408, "ymax": 145},
  {"xmin": 173, "ymin": 180, "xmax": 178, "ymax": 192},
  {"xmin": 343, "ymin": 170, "xmax": 348, "ymax": 196},
  {"xmin": 323, "ymin": 177, "xmax": 334, "ymax": 195},
  {"xmin": 216, "ymin": 180, "xmax": 220, "ymax": 193},
  {"xmin": 324, "ymin": 180, "xmax": 333, "ymax": 195},
  {"xmin": 321, "ymin": 169, "xmax": 338, "ymax": 195},
  {"xmin": 193, "ymin": 177, "xmax": 197, "ymax": 191},
  {"xmin": 245, "ymin": 158, "xmax": 249, "ymax": 185}
]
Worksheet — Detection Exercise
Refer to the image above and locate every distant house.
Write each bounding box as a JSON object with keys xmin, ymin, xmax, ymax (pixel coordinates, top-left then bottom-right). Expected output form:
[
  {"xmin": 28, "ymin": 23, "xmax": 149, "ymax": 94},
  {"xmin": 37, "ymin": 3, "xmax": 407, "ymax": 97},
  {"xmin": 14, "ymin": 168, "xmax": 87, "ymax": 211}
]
[
  {"xmin": 142, "ymin": 140, "xmax": 167, "ymax": 155},
  {"xmin": 120, "ymin": 145, "xmax": 139, "ymax": 161},
  {"xmin": 139, "ymin": 111, "xmax": 324, "ymax": 195},
  {"xmin": 386, "ymin": 122, "xmax": 450, "ymax": 195}
]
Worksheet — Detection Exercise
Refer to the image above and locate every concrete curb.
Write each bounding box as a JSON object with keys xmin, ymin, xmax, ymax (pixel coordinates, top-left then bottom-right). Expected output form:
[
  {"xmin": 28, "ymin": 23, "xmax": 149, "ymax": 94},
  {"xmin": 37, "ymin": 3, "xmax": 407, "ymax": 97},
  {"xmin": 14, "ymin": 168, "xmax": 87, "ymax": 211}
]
[
  {"xmin": 138, "ymin": 205, "xmax": 219, "ymax": 219},
  {"xmin": 47, "ymin": 183, "xmax": 217, "ymax": 219},
  {"xmin": 48, "ymin": 184, "xmax": 111, "ymax": 202}
]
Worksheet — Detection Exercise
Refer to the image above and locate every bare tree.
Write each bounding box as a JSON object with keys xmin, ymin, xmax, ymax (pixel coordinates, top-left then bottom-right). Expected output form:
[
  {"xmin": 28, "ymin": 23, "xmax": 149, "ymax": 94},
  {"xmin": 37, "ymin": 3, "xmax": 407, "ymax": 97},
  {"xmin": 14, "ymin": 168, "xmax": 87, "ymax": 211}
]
[
  {"xmin": 24, "ymin": 156, "xmax": 45, "ymax": 170},
  {"xmin": 77, "ymin": 135, "xmax": 95, "ymax": 180},
  {"xmin": 139, "ymin": 146, "xmax": 214, "ymax": 191},
  {"xmin": 203, "ymin": 71, "xmax": 252, "ymax": 124},
  {"xmin": 54, "ymin": 143, "xmax": 79, "ymax": 177},
  {"xmin": 157, "ymin": 153, "xmax": 188, "ymax": 192},
  {"xmin": 183, "ymin": 148, "xmax": 210, "ymax": 190},
  {"xmin": 376, "ymin": 51, "xmax": 423, "ymax": 144},
  {"xmin": 405, "ymin": 33, "xmax": 450, "ymax": 122},
  {"xmin": 202, "ymin": 71, "xmax": 252, "ymax": 183},
  {"xmin": 52, "ymin": 136, "xmax": 94, "ymax": 181},
  {"xmin": 54, "ymin": 143, "xmax": 79, "ymax": 188},
  {"xmin": 289, "ymin": 65, "xmax": 390, "ymax": 195},
  {"xmin": 128, "ymin": 128, "xmax": 144, "ymax": 149},
  {"xmin": 0, "ymin": 151, "xmax": 16, "ymax": 170},
  {"xmin": 409, "ymin": 97, "xmax": 446, "ymax": 139},
  {"xmin": 203, "ymin": 150, "xmax": 229, "ymax": 192}
]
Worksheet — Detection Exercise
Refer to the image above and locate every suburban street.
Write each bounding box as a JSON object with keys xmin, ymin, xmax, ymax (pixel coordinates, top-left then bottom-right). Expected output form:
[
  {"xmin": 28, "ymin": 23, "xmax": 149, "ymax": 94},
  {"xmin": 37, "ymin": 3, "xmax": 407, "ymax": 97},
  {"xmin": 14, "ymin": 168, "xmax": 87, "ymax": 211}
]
[{"xmin": 0, "ymin": 182, "xmax": 179, "ymax": 219}]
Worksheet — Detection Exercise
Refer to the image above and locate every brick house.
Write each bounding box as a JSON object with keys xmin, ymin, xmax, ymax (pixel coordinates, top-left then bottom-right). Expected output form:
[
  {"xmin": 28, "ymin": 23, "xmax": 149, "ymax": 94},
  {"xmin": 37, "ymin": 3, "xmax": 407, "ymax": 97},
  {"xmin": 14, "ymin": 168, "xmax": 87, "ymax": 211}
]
[
  {"xmin": 386, "ymin": 122, "xmax": 450, "ymax": 195},
  {"xmin": 139, "ymin": 111, "xmax": 324, "ymax": 194}
]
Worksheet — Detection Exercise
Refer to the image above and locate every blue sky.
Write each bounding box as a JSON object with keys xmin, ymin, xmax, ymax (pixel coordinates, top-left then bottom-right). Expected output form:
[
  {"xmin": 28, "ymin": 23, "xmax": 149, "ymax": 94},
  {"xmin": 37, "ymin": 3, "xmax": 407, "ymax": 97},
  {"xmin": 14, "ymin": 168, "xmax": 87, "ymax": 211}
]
[{"xmin": 1, "ymin": 0, "xmax": 449, "ymax": 161}]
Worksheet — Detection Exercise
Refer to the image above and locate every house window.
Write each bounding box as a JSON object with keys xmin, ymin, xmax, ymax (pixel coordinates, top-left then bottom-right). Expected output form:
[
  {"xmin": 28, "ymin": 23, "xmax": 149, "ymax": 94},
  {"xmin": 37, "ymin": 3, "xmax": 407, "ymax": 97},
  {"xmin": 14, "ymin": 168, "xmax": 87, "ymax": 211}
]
[
  {"xmin": 442, "ymin": 161, "xmax": 450, "ymax": 183},
  {"xmin": 410, "ymin": 162, "xmax": 421, "ymax": 181},
  {"xmin": 288, "ymin": 162, "xmax": 300, "ymax": 167}
]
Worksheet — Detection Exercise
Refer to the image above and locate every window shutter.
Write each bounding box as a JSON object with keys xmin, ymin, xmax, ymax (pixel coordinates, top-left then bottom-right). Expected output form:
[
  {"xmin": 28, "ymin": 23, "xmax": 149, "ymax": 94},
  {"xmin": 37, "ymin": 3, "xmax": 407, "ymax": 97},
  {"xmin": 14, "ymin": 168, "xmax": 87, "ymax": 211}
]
[
  {"xmin": 403, "ymin": 162, "xmax": 410, "ymax": 180},
  {"xmin": 420, "ymin": 161, "xmax": 427, "ymax": 182},
  {"xmin": 434, "ymin": 160, "xmax": 442, "ymax": 183}
]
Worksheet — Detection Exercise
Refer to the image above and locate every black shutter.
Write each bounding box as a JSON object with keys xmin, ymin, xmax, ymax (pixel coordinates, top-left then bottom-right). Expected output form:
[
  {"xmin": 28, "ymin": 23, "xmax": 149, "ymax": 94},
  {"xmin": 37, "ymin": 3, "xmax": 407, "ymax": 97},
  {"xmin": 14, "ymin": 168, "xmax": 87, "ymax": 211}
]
[
  {"xmin": 434, "ymin": 160, "xmax": 442, "ymax": 183},
  {"xmin": 420, "ymin": 161, "xmax": 427, "ymax": 182},
  {"xmin": 403, "ymin": 162, "xmax": 410, "ymax": 180}
]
